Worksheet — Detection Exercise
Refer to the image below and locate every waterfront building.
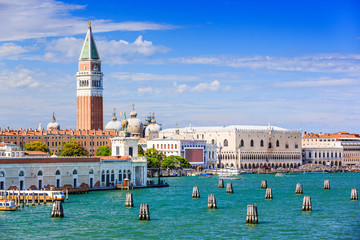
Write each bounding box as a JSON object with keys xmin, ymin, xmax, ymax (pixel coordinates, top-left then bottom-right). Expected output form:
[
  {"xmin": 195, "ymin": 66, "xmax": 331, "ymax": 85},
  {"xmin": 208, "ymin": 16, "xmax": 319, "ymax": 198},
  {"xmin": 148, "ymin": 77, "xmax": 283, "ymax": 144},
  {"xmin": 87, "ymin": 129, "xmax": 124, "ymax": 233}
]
[
  {"xmin": 0, "ymin": 128, "xmax": 117, "ymax": 156},
  {"xmin": 302, "ymin": 131, "xmax": 360, "ymax": 166},
  {"xmin": 76, "ymin": 22, "xmax": 104, "ymax": 130},
  {"xmin": 0, "ymin": 143, "xmax": 50, "ymax": 158},
  {"xmin": 160, "ymin": 124, "xmax": 302, "ymax": 169},
  {"xmin": 147, "ymin": 137, "xmax": 210, "ymax": 167},
  {"xmin": 0, "ymin": 133, "xmax": 147, "ymax": 190}
]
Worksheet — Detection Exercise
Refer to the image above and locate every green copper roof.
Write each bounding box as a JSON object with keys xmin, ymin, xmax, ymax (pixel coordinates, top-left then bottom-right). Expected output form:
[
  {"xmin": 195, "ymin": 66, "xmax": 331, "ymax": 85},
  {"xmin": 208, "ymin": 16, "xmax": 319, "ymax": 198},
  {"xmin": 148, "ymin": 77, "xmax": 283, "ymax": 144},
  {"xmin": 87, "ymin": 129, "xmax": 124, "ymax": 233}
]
[{"xmin": 79, "ymin": 25, "xmax": 100, "ymax": 60}]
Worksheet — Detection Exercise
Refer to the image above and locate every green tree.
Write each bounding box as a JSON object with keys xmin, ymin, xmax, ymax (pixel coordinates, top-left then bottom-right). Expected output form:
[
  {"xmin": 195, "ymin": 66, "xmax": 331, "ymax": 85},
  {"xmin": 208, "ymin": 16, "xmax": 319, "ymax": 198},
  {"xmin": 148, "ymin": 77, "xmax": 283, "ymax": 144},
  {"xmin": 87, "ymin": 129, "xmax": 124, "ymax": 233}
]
[
  {"xmin": 23, "ymin": 141, "xmax": 49, "ymax": 153},
  {"xmin": 138, "ymin": 145, "xmax": 145, "ymax": 156},
  {"xmin": 96, "ymin": 146, "xmax": 111, "ymax": 156},
  {"xmin": 147, "ymin": 157, "xmax": 160, "ymax": 168},
  {"xmin": 145, "ymin": 148, "xmax": 165, "ymax": 168},
  {"xmin": 161, "ymin": 155, "xmax": 191, "ymax": 169},
  {"xmin": 57, "ymin": 138, "xmax": 88, "ymax": 157}
]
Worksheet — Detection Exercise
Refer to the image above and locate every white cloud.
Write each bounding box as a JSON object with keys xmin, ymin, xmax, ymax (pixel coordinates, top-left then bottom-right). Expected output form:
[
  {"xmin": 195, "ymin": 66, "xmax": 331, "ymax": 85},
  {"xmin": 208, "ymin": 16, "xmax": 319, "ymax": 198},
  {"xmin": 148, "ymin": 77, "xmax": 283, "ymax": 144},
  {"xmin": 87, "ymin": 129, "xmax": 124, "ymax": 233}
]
[
  {"xmin": 0, "ymin": 43, "xmax": 29, "ymax": 59},
  {"xmin": 138, "ymin": 87, "xmax": 153, "ymax": 94},
  {"xmin": 276, "ymin": 78, "xmax": 356, "ymax": 88},
  {"xmin": 110, "ymin": 72, "xmax": 202, "ymax": 82},
  {"xmin": 0, "ymin": 68, "xmax": 40, "ymax": 89},
  {"xmin": 171, "ymin": 54, "xmax": 360, "ymax": 73},
  {"xmin": 26, "ymin": 35, "xmax": 169, "ymax": 64},
  {"xmin": 0, "ymin": 0, "xmax": 175, "ymax": 42},
  {"xmin": 99, "ymin": 36, "xmax": 170, "ymax": 65},
  {"xmin": 174, "ymin": 80, "xmax": 221, "ymax": 93}
]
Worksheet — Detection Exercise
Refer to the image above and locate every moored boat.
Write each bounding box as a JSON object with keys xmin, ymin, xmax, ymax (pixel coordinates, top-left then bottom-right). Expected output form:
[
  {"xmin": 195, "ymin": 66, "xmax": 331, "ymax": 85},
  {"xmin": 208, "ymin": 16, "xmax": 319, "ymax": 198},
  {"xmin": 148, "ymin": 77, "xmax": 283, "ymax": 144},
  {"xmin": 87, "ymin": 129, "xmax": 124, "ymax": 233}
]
[
  {"xmin": 0, "ymin": 200, "xmax": 16, "ymax": 211},
  {"xmin": 1, "ymin": 190, "xmax": 65, "ymax": 202}
]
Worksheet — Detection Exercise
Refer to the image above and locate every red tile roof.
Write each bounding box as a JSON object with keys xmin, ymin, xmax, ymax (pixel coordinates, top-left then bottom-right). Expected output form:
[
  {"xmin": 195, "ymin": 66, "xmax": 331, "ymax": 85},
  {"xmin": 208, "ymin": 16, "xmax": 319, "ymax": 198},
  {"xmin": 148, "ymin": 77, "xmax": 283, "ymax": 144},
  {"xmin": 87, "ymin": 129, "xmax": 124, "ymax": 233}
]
[
  {"xmin": 302, "ymin": 131, "xmax": 360, "ymax": 139},
  {"xmin": 24, "ymin": 151, "xmax": 50, "ymax": 156},
  {"xmin": 101, "ymin": 156, "xmax": 131, "ymax": 161}
]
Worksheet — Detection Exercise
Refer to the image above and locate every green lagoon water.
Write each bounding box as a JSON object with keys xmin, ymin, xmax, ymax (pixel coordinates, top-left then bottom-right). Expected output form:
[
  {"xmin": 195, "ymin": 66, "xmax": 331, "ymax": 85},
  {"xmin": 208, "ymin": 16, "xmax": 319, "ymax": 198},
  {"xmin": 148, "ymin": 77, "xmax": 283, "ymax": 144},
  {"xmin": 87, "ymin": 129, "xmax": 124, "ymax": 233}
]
[{"xmin": 1, "ymin": 173, "xmax": 359, "ymax": 239}]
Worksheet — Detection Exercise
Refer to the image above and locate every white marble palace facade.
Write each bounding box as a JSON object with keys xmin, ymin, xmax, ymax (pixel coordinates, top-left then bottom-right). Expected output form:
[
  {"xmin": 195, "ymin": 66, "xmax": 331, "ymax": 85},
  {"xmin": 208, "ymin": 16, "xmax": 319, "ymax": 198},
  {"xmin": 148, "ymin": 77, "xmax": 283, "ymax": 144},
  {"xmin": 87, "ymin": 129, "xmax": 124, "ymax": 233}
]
[
  {"xmin": 160, "ymin": 125, "xmax": 302, "ymax": 169},
  {"xmin": 0, "ymin": 134, "xmax": 147, "ymax": 190}
]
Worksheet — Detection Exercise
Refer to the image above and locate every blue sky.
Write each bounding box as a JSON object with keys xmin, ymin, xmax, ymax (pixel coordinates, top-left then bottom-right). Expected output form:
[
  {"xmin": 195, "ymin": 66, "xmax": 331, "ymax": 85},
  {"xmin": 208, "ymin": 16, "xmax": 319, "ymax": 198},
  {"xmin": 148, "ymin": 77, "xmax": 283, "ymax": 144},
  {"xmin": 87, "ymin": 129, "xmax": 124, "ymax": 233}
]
[{"xmin": 0, "ymin": 0, "xmax": 359, "ymax": 133}]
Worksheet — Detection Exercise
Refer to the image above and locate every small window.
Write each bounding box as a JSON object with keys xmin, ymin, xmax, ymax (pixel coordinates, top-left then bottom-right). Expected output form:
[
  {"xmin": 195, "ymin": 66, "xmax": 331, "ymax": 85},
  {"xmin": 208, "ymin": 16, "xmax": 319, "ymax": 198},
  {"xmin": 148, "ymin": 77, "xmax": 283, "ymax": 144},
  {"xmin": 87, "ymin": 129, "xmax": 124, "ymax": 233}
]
[
  {"xmin": 37, "ymin": 170, "xmax": 43, "ymax": 176},
  {"xmin": 73, "ymin": 169, "xmax": 78, "ymax": 175},
  {"xmin": 285, "ymin": 143, "xmax": 289, "ymax": 149},
  {"xmin": 240, "ymin": 139, "xmax": 244, "ymax": 147},
  {"xmin": 295, "ymin": 143, "xmax": 298, "ymax": 149},
  {"xmin": 260, "ymin": 140, "xmax": 264, "ymax": 147},
  {"xmin": 55, "ymin": 170, "xmax": 61, "ymax": 175},
  {"xmin": 250, "ymin": 140, "xmax": 254, "ymax": 147},
  {"xmin": 19, "ymin": 171, "xmax": 24, "ymax": 177},
  {"xmin": 89, "ymin": 169, "xmax": 94, "ymax": 174},
  {"xmin": 212, "ymin": 139, "xmax": 215, "ymax": 145},
  {"xmin": 268, "ymin": 142, "xmax": 272, "ymax": 149},
  {"xmin": 276, "ymin": 140, "xmax": 280, "ymax": 147},
  {"xmin": 224, "ymin": 139, "xmax": 228, "ymax": 147}
]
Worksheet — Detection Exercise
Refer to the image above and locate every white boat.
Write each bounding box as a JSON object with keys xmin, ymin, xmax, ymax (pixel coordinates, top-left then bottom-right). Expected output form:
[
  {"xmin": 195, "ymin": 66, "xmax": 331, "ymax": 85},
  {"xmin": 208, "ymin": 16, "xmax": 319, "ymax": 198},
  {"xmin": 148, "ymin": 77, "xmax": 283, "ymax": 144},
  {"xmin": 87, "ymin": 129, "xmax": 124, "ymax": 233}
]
[
  {"xmin": 2, "ymin": 190, "xmax": 65, "ymax": 202},
  {"xmin": 0, "ymin": 200, "xmax": 16, "ymax": 211}
]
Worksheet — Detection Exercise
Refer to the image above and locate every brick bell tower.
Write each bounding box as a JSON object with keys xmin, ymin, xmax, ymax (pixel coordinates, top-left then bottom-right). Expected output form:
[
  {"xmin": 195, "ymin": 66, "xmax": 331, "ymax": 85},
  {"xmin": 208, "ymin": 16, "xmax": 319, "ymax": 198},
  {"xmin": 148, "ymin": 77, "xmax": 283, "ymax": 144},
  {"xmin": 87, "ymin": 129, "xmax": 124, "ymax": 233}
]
[{"xmin": 76, "ymin": 21, "xmax": 103, "ymax": 130}]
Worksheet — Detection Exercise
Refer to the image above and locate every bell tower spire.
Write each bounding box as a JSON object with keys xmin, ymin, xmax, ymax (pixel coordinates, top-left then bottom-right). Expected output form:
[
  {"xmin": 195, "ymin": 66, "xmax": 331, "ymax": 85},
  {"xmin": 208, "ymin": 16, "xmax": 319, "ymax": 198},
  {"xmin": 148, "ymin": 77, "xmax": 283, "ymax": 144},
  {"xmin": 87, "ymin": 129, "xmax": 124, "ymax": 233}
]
[{"xmin": 76, "ymin": 22, "xmax": 103, "ymax": 130}]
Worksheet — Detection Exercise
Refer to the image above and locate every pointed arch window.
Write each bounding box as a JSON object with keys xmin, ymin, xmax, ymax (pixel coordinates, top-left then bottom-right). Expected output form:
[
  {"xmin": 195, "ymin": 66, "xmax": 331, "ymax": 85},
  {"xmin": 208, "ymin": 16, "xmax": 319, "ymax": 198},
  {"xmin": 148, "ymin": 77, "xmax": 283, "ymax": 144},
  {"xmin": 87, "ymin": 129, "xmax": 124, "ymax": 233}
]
[
  {"xmin": 55, "ymin": 170, "xmax": 61, "ymax": 175},
  {"xmin": 250, "ymin": 140, "xmax": 254, "ymax": 147},
  {"xmin": 276, "ymin": 140, "xmax": 280, "ymax": 147},
  {"xmin": 240, "ymin": 139, "xmax": 244, "ymax": 147},
  {"xmin": 268, "ymin": 142, "xmax": 272, "ymax": 149},
  {"xmin": 260, "ymin": 140, "xmax": 264, "ymax": 147},
  {"xmin": 73, "ymin": 169, "xmax": 78, "ymax": 175},
  {"xmin": 223, "ymin": 139, "xmax": 228, "ymax": 147},
  {"xmin": 19, "ymin": 171, "xmax": 24, "ymax": 177}
]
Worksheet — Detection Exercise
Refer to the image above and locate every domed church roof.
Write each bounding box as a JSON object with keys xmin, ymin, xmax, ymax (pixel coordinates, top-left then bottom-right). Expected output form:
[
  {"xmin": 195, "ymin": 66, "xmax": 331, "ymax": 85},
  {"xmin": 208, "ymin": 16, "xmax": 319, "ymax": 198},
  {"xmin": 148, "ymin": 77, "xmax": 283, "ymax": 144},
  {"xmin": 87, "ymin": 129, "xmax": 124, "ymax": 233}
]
[
  {"xmin": 145, "ymin": 113, "xmax": 161, "ymax": 137},
  {"xmin": 47, "ymin": 112, "xmax": 60, "ymax": 130},
  {"xmin": 127, "ymin": 104, "xmax": 143, "ymax": 135},
  {"xmin": 105, "ymin": 109, "xmax": 122, "ymax": 131}
]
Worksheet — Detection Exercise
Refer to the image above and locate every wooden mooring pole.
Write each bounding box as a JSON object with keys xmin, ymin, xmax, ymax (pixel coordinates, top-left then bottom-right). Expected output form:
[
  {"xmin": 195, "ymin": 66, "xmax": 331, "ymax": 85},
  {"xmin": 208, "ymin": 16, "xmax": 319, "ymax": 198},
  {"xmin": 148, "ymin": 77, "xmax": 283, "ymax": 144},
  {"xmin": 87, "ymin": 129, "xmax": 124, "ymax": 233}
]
[
  {"xmin": 265, "ymin": 188, "xmax": 273, "ymax": 199},
  {"xmin": 324, "ymin": 180, "xmax": 330, "ymax": 189},
  {"xmin": 302, "ymin": 195, "xmax": 312, "ymax": 211},
  {"xmin": 139, "ymin": 203, "xmax": 150, "ymax": 220},
  {"xmin": 192, "ymin": 186, "xmax": 200, "ymax": 198},
  {"xmin": 51, "ymin": 201, "xmax": 64, "ymax": 218},
  {"xmin": 246, "ymin": 204, "xmax": 258, "ymax": 224},
  {"xmin": 350, "ymin": 188, "xmax": 358, "ymax": 200},
  {"xmin": 295, "ymin": 183, "xmax": 303, "ymax": 194},
  {"xmin": 226, "ymin": 183, "xmax": 233, "ymax": 193},
  {"xmin": 218, "ymin": 179, "xmax": 224, "ymax": 188},
  {"xmin": 208, "ymin": 194, "xmax": 217, "ymax": 209},
  {"xmin": 125, "ymin": 193, "xmax": 134, "ymax": 207},
  {"xmin": 32, "ymin": 192, "xmax": 35, "ymax": 206},
  {"xmin": 261, "ymin": 180, "xmax": 267, "ymax": 189}
]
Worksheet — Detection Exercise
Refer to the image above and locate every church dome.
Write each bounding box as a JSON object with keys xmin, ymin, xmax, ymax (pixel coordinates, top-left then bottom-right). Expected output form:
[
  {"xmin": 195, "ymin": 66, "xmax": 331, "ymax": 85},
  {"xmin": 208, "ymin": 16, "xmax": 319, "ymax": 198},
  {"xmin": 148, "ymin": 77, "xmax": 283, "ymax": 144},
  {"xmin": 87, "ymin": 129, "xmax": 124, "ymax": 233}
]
[
  {"xmin": 127, "ymin": 105, "xmax": 143, "ymax": 135},
  {"xmin": 47, "ymin": 113, "xmax": 60, "ymax": 130},
  {"xmin": 145, "ymin": 116, "xmax": 161, "ymax": 137},
  {"xmin": 121, "ymin": 118, "xmax": 128, "ymax": 128},
  {"xmin": 105, "ymin": 111, "xmax": 122, "ymax": 131}
]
